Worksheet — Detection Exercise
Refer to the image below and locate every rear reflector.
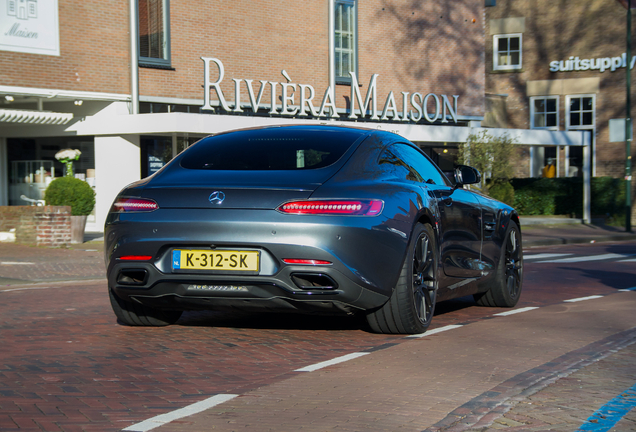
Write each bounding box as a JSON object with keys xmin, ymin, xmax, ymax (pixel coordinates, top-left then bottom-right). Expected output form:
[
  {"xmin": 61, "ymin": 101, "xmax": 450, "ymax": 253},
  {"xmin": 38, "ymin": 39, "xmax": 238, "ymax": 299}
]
[
  {"xmin": 277, "ymin": 199, "xmax": 383, "ymax": 216},
  {"xmin": 118, "ymin": 255, "xmax": 153, "ymax": 261},
  {"xmin": 282, "ymin": 259, "xmax": 332, "ymax": 265},
  {"xmin": 111, "ymin": 198, "xmax": 158, "ymax": 213}
]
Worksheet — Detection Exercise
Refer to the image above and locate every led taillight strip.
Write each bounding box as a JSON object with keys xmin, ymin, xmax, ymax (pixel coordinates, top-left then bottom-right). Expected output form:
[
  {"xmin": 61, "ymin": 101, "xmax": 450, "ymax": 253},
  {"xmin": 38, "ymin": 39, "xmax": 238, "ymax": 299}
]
[
  {"xmin": 111, "ymin": 198, "xmax": 159, "ymax": 213},
  {"xmin": 282, "ymin": 259, "xmax": 332, "ymax": 265},
  {"xmin": 118, "ymin": 255, "xmax": 153, "ymax": 261},
  {"xmin": 278, "ymin": 200, "xmax": 383, "ymax": 216}
]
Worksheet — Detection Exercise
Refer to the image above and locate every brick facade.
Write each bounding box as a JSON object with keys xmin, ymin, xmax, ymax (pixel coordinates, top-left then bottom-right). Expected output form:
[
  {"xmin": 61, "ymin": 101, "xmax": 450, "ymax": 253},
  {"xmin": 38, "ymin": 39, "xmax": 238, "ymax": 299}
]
[
  {"xmin": 485, "ymin": 0, "xmax": 636, "ymax": 222},
  {"xmin": 0, "ymin": 206, "xmax": 71, "ymax": 247},
  {"xmin": 1, "ymin": 0, "xmax": 485, "ymax": 118},
  {"xmin": 485, "ymin": 0, "xmax": 636, "ymax": 178}
]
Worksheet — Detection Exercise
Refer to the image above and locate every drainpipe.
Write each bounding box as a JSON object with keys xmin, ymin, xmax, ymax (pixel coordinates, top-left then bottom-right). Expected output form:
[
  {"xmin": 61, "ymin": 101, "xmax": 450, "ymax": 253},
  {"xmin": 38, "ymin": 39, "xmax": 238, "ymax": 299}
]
[
  {"xmin": 129, "ymin": 0, "xmax": 139, "ymax": 115},
  {"xmin": 328, "ymin": 0, "xmax": 335, "ymax": 107}
]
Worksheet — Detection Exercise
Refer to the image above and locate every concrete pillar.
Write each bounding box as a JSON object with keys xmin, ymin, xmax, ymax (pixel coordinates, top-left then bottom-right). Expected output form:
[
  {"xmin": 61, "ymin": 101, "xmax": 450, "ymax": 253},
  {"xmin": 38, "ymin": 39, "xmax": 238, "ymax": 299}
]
[{"xmin": 93, "ymin": 135, "xmax": 141, "ymax": 231}]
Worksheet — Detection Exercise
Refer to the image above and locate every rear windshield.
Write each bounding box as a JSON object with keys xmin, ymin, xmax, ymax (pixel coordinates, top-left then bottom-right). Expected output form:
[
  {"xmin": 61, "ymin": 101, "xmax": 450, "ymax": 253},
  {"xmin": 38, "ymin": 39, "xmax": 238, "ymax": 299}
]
[{"xmin": 180, "ymin": 127, "xmax": 365, "ymax": 170}]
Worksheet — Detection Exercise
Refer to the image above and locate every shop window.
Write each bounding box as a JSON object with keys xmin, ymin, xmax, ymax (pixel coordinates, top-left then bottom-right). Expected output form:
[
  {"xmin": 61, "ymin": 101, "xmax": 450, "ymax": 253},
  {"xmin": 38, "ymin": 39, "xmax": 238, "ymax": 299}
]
[
  {"xmin": 138, "ymin": 0, "xmax": 171, "ymax": 68},
  {"xmin": 493, "ymin": 33, "xmax": 522, "ymax": 71},
  {"xmin": 335, "ymin": 0, "xmax": 357, "ymax": 84},
  {"xmin": 141, "ymin": 136, "xmax": 172, "ymax": 178},
  {"xmin": 530, "ymin": 96, "xmax": 558, "ymax": 129},
  {"xmin": 567, "ymin": 95, "xmax": 594, "ymax": 128}
]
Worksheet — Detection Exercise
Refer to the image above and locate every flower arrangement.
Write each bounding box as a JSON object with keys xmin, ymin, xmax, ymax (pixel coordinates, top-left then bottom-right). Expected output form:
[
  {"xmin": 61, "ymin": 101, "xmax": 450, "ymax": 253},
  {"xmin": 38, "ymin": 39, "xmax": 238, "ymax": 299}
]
[{"xmin": 55, "ymin": 148, "xmax": 82, "ymax": 177}]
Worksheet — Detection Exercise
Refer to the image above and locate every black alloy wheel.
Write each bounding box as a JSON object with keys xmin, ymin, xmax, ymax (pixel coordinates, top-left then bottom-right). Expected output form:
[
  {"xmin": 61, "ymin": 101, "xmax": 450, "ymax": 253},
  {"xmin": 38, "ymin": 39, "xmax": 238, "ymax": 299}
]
[
  {"xmin": 474, "ymin": 221, "xmax": 523, "ymax": 308},
  {"xmin": 412, "ymin": 228, "xmax": 436, "ymax": 326},
  {"xmin": 366, "ymin": 223, "xmax": 438, "ymax": 334},
  {"xmin": 504, "ymin": 224, "xmax": 523, "ymax": 300}
]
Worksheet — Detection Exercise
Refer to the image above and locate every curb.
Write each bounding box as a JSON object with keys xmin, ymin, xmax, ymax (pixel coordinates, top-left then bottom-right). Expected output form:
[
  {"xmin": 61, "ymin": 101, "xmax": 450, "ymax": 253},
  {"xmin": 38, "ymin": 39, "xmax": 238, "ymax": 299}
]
[{"xmin": 524, "ymin": 234, "xmax": 636, "ymax": 247}]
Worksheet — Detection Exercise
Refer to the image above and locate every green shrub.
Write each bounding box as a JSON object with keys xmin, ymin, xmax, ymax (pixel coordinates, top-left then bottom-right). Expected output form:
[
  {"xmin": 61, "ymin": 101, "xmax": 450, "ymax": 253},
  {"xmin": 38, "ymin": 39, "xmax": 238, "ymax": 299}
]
[
  {"xmin": 513, "ymin": 189, "xmax": 556, "ymax": 215},
  {"xmin": 510, "ymin": 177, "xmax": 626, "ymax": 218},
  {"xmin": 44, "ymin": 177, "xmax": 96, "ymax": 216},
  {"xmin": 488, "ymin": 180, "xmax": 515, "ymax": 206}
]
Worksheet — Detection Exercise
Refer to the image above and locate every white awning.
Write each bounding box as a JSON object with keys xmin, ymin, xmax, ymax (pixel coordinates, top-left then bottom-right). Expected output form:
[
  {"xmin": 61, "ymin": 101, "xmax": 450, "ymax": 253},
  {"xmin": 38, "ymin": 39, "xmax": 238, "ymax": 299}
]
[{"xmin": 0, "ymin": 109, "xmax": 73, "ymax": 125}]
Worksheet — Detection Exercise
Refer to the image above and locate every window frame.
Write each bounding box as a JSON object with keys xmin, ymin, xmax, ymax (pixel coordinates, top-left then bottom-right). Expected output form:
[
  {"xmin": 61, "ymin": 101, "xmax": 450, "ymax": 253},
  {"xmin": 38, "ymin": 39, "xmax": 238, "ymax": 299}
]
[
  {"xmin": 565, "ymin": 94, "xmax": 596, "ymax": 130},
  {"xmin": 334, "ymin": 0, "xmax": 358, "ymax": 85},
  {"xmin": 493, "ymin": 33, "xmax": 522, "ymax": 71},
  {"xmin": 530, "ymin": 96, "xmax": 559, "ymax": 130},
  {"xmin": 565, "ymin": 94, "xmax": 596, "ymax": 177},
  {"xmin": 137, "ymin": 0, "xmax": 171, "ymax": 68}
]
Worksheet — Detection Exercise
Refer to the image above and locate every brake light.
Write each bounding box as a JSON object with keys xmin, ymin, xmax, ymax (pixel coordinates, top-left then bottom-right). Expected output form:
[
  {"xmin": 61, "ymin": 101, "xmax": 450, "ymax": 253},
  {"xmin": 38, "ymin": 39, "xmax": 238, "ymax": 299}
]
[
  {"xmin": 118, "ymin": 255, "xmax": 153, "ymax": 261},
  {"xmin": 278, "ymin": 200, "xmax": 383, "ymax": 216},
  {"xmin": 111, "ymin": 198, "xmax": 158, "ymax": 213},
  {"xmin": 282, "ymin": 259, "xmax": 332, "ymax": 265}
]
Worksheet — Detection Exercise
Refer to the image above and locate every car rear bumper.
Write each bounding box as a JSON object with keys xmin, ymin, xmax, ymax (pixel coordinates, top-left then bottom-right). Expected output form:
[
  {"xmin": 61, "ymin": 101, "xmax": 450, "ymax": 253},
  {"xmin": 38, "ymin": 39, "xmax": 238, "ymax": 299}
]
[{"xmin": 105, "ymin": 208, "xmax": 410, "ymax": 314}]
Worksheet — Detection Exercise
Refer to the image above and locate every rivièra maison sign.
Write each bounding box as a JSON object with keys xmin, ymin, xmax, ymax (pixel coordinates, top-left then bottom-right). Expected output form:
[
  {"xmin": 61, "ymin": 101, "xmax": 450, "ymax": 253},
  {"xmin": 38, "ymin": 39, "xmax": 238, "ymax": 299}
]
[{"xmin": 202, "ymin": 58, "xmax": 460, "ymax": 124}]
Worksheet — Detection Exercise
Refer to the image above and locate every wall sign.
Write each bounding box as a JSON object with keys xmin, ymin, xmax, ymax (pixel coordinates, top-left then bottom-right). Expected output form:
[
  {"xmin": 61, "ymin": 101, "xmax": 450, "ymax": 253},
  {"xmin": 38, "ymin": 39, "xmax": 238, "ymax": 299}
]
[
  {"xmin": 0, "ymin": 0, "xmax": 60, "ymax": 56},
  {"xmin": 202, "ymin": 58, "xmax": 460, "ymax": 124},
  {"xmin": 550, "ymin": 53, "xmax": 636, "ymax": 73}
]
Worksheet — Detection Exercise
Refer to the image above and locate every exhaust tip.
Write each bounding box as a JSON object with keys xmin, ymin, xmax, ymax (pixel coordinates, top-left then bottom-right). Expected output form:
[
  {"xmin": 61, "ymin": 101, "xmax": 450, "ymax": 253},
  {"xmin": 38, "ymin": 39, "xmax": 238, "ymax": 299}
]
[{"xmin": 291, "ymin": 273, "xmax": 338, "ymax": 290}]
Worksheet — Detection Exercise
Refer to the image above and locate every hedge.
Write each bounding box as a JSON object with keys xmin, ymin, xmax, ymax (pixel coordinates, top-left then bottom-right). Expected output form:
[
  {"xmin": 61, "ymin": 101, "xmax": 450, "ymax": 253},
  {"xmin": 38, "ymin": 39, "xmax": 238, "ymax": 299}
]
[{"xmin": 509, "ymin": 177, "xmax": 626, "ymax": 218}]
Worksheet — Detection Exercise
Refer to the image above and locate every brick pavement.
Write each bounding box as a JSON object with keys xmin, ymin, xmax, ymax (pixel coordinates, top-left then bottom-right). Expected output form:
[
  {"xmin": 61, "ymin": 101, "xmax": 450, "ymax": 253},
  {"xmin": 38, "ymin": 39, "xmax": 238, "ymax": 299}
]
[
  {"xmin": 147, "ymin": 292, "xmax": 636, "ymax": 432},
  {"xmin": 463, "ymin": 343, "xmax": 636, "ymax": 431},
  {"xmin": 0, "ymin": 242, "xmax": 105, "ymax": 285}
]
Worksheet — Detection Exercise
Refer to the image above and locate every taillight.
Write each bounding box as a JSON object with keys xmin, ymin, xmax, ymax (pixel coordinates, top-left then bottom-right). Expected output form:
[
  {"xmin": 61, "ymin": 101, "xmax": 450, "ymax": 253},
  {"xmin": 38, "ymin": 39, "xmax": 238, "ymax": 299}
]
[
  {"xmin": 277, "ymin": 200, "xmax": 383, "ymax": 216},
  {"xmin": 110, "ymin": 198, "xmax": 158, "ymax": 213},
  {"xmin": 282, "ymin": 259, "xmax": 332, "ymax": 265},
  {"xmin": 118, "ymin": 255, "xmax": 153, "ymax": 261}
]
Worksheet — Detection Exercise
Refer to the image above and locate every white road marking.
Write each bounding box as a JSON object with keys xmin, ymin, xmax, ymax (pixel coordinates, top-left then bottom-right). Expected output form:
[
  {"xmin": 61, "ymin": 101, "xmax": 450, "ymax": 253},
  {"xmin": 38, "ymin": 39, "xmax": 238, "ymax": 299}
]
[
  {"xmin": 523, "ymin": 253, "xmax": 572, "ymax": 261},
  {"xmin": 0, "ymin": 286, "xmax": 62, "ymax": 293},
  {"xmin": 619, "ymin": 258, "xmax": 636, "ymax": 262},
  {"xmin": 493, "ymin": 306, "xmax": 540, "ymax": 316},
  {"xmin": 564, "ymin": 295, "xmax": 604, "ymax": 303},
  {"xmin": 294, "ymin": 352, "xmax": 370, "ymax": 372},
  {"xmin": 0, "ymin": 261, "xmax": 34, "ymax": 265},
  {"xmin": 122, "ymin": 394, "xmax": 238, "ymax": 432},
  {"xmin": 406, "ymin": 324, "xmax": 464, "ymax": 338},
  {"xmin": 536, "ymin": 253, "xmax": 632, "ymax": 264}
]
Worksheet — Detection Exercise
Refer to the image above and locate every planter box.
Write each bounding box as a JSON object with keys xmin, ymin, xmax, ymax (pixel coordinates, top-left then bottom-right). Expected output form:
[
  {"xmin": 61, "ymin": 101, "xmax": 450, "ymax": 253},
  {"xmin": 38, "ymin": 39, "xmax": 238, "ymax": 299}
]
[{"xmin": 0, "ymin": 206, "xmax": 72, "ymax": 247}]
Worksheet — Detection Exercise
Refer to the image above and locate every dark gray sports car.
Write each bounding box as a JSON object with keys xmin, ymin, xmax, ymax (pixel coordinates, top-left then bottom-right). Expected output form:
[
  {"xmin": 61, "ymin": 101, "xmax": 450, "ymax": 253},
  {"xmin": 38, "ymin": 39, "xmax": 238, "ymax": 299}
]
[{"xmin": 105, "ymin": 125, "xmax": 523, "ymax": 334}]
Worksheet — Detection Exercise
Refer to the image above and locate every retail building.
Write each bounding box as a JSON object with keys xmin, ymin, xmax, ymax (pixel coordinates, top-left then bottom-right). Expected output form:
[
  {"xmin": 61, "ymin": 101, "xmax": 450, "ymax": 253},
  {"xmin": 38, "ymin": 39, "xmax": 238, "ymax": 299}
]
[
  {"xmin": 484, "ymin": 0, "xmax": 636, "ymax": 190},
  {"xmin": 1, "ymin": 0, "xmax": 586, "ymax": 231}
]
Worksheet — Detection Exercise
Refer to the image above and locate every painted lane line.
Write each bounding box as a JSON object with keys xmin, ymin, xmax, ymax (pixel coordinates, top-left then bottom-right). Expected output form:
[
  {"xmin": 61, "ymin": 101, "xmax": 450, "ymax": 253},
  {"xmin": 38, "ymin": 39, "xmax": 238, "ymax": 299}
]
[
  {"xmin": 1, "ymin": 286, "xmax": 63, "ymax": 293},
  {"xmin": 564, "ymin": 295, "xmax": 604, "ymax": 303},
  {"xmin": 294, "ymin": 352, "xmax": 370, "ymax": 372},
  {"xmin": 575, "ymin": 383, "xmax": 636, "ymax": 432},
  {"xmin": 122, "ymin": 394, "xmax": 238, "ymax": 432},
  {"xmin": 0, "ymin": 261, "xmax": 34, "ymax": 265},
  {"xmin": 493, "ymin": 306, "xmax": 540, "ymax": 316},
  {"xmin": 536, "ymin": 253, "xmax": 632, "ymax": 264},
  {"xmin": 407, "ymin": 324, "xmax": 464, "ymax": 338},
  {"xmin": 619, "ymin": 287, "xmax": 636, "ymax": 292},
  {"xmin": 619, "ymin": 258, "xmax": 636, "ymax": 262},
  {"xmin": 523, "ymin": 253, "xmax": 572, "ymax": 260}
]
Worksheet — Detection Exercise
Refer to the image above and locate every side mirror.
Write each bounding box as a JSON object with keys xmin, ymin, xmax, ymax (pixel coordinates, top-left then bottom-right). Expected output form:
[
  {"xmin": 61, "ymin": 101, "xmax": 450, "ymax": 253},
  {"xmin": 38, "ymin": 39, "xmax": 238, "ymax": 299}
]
[{"xmin": 454, "ymin": 165, "xmax": 481, "ymax": 186}]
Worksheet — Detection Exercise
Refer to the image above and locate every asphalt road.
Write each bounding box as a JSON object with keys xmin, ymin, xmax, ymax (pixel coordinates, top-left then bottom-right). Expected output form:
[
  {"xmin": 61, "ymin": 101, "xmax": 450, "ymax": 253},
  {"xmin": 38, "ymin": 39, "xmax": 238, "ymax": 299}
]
[{"xmin": 0, "ymin": 240, "xmax": 635, "ymax": 431}]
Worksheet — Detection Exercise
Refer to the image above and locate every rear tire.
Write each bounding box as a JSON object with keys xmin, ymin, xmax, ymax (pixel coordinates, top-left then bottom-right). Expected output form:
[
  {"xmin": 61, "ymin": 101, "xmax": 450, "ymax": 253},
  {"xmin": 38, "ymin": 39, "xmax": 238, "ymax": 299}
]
[
  {"xmin": 366, "ymin": 223, "xmax": 438, "ymax": 334},
  {"xmin": 109, "ymin": 288, "xmax": 182, "ymax": 326},
  {"xmin": 474, "ymin": 220, "xmax": 523, "ymax": 307}
]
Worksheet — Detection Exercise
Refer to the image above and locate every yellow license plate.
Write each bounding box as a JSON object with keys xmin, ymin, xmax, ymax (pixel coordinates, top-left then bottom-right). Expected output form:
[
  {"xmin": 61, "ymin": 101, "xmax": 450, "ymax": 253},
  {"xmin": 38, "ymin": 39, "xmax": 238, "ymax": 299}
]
[{"xmin": 172, "ymin": 249, "xmax": 259, "ymax": 271}]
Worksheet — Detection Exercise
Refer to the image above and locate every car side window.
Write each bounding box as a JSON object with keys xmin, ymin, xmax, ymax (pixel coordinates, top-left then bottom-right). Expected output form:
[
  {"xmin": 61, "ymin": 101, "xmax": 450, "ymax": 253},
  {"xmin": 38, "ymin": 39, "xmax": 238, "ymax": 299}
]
[
  {"xmin": 378, "ymin": 146, "xmax": 423, "ymax": 182},
  {"xmin": 392, "ymin": 143, "xmax": 449, "ymax": 186}
]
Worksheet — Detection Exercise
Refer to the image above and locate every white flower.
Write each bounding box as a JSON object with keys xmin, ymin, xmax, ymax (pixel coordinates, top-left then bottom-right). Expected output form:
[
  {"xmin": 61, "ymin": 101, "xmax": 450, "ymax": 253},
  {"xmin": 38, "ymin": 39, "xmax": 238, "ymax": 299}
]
[{"xmin": 55, "ymin": 149, "xmax": 81, "ymax": 161}]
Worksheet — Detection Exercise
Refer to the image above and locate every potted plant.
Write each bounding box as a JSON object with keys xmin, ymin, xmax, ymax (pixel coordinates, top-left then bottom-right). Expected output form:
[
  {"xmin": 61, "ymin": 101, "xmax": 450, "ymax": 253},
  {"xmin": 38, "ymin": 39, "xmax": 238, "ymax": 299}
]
[{"xmin": 44, "ymin": 176, "xmax": 96, "ymax": 244}]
